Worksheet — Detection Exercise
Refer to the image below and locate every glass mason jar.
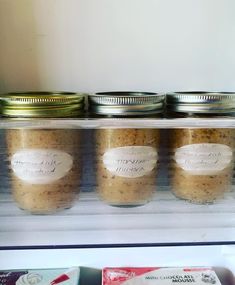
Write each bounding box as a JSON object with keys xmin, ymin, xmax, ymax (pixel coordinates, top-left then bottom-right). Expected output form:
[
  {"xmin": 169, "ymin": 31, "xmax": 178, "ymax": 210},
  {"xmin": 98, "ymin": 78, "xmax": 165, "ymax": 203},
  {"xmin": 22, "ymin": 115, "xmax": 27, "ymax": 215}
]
[
  {"xmin": 166, "ymin": 91, "xmax": 235, "ymax": 204},
  {"xmin": 1, "ymin": 92, "xmax": 84, "ymax": 214},
  {"xmin": 88, "ymin": 91, "xmax": 165, "ymax": 207}
]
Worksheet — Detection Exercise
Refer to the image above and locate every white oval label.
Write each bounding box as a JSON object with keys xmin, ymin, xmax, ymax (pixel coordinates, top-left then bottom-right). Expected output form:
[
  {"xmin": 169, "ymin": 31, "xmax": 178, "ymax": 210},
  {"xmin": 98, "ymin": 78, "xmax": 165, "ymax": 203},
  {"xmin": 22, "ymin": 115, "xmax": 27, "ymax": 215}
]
[
  {"xmin": 11, "ymin": 149, "xmax": 73, "ymax": 184},
  {"xmin": 175, "ymin": 143, "xmax": 233, "ymax": 175},
  {"xmin": 103, "ymin": 146, "xmax": 158, "ymax": 178}
]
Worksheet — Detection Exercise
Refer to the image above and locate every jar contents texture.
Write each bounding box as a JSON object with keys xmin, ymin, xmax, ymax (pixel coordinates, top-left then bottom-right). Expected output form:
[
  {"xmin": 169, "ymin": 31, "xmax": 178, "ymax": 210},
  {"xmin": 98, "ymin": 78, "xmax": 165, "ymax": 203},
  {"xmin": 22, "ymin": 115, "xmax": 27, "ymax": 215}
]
[
  {"xmin": 6, "ymin": 129, "xmax": 81, "ymax": 214},
  {"xmin": 95, "ymin": 128, "xmax": 160, "ymax": 206},
  {"xmin": 170, "ymin": 128, "xmax": 235, "ymax": 204}
]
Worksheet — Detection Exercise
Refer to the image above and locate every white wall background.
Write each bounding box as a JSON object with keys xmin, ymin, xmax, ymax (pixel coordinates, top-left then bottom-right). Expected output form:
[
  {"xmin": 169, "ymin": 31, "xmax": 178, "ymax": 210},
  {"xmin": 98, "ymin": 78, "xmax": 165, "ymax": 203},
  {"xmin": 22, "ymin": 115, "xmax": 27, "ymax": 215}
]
[{"xmin": 0, "ymin": 0, "xmax": 235, "ymax": 93}]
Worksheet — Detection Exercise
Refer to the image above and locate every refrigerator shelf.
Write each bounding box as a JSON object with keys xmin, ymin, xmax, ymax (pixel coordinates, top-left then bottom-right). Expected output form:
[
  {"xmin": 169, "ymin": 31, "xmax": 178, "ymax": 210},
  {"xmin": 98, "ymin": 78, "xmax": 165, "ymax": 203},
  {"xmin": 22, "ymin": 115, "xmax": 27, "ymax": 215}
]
[
  {"xmin": 0, "ymin": 117, "xmax": 235, "ymax": 129},
  {"xmin": 1, "ymin": 189, "xmax": 235, "ymax": 247}
]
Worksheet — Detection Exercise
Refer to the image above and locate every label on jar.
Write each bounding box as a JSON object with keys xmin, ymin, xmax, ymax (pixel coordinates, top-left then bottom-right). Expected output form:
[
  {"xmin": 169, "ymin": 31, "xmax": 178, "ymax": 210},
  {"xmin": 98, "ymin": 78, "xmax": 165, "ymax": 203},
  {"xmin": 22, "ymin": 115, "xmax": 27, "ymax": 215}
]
[
  {"xmin": 103, "ymin": 267, "xmax": 222, "ymax": 285},
  {"xmin": 103, "ymin": 146, "xmax": 158, "ymax": 178},
  {"xmin": 175, "ymin": 143, "xmax": 233, "ymax": 175},
  {"xmin": 11, "ymin": 149, "xmax": 73, "ymax": 184}
]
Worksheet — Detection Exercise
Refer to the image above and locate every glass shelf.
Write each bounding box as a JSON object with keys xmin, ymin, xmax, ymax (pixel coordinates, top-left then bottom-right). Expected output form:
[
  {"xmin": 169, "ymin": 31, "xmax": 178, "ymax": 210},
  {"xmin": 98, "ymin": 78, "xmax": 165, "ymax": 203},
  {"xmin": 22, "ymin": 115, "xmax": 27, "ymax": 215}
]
[
  {"xmin": 1, "ymin": 189, "xmax": 235, "ymax": 248},
  {"xmin": 0, "ymin": 117, "xmax": 235, "ymax": 129}
]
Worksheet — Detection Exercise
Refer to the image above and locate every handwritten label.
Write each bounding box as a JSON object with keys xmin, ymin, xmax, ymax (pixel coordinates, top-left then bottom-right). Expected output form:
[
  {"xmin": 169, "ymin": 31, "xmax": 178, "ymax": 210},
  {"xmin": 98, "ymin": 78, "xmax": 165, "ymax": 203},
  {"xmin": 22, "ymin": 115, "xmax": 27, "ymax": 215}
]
[
  {"xmin": 103, "ymin": 146, "xmax": 158, "ymax": 178},
  {"xmin": 175, "ymin": 143, "xmax": 233, "ymax": 175},
  {"xmin": 11, "ymin": 149, "xmax": 73, "ymax": 184}
]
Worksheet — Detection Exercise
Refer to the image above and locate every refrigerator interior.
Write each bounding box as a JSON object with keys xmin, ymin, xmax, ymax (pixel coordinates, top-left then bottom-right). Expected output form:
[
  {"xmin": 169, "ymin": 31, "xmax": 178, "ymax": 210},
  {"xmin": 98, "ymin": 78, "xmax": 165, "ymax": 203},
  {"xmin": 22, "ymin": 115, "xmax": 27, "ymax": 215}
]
[{"xmin": 1, "ymin": 0, "xmax": 235, "ymax": 277}]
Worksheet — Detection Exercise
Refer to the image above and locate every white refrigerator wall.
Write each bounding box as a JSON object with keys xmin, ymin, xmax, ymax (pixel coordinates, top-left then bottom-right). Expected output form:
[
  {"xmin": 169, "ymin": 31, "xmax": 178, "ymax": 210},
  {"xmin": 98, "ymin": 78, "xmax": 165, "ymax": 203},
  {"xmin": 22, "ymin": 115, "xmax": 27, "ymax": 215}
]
[{"xmin": 0, "ymin": 0, "xmax": 235, "ymax": 93}]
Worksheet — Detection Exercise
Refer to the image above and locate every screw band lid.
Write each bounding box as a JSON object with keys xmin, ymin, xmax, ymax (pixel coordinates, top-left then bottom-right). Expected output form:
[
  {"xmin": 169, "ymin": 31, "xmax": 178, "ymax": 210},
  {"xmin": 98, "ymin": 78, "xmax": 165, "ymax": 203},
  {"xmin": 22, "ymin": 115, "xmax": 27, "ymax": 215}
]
[{"xmin": 89, "ymin": 91, "xmax": 165, "ymax": 116}]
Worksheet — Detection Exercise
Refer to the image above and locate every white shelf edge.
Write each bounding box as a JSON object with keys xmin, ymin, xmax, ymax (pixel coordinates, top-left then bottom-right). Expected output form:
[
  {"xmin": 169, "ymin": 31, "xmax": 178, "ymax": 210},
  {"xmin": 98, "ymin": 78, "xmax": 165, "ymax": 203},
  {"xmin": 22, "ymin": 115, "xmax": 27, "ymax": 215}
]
[{"xmin": 0, "ymin": 118, "xmax": 235, "ymax": 129}]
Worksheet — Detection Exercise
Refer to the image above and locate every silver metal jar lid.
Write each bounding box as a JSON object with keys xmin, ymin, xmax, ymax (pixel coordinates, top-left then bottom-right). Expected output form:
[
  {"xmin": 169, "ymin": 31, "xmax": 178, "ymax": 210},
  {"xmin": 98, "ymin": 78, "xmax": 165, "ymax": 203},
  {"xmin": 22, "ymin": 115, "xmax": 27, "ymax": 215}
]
[
  {"xmin": 88, "ymin": 92, "xmax": 165, "ymax": 116},
  {"xmin": 166, "ymin": 91, "xmax": 235, "ymax": 113}
]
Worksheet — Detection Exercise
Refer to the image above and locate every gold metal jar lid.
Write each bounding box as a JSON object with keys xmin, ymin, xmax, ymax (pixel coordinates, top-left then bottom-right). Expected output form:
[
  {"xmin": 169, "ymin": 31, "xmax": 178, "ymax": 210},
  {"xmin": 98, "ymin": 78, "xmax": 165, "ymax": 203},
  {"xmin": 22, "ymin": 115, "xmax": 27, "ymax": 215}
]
[
  {"xmin": 166, "ymin": 91, "xmax": 235, "ymax": 113},
  {"xmin": 88, "ymin": 92, "xmax": 165, "ymax": 116},
  {"xmin": 0, "ymin": 92, "xmax": 85, "ymax": 117}
]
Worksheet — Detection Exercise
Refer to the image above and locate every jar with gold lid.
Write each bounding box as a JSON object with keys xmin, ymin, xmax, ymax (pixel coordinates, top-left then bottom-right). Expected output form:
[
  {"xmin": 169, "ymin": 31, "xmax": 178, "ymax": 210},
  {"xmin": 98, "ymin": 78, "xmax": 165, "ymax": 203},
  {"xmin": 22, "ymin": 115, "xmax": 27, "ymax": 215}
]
[
  {"xmin": 1, "ymin": 92, "xmax": 84, "ymax": 214},
  {"xmin": 166, "ymin": 91, "xmax": 235, "ymax": 204},
  {"xmin": 89, "ymin": 91, "xmax": 165, "ymax": 207}
]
